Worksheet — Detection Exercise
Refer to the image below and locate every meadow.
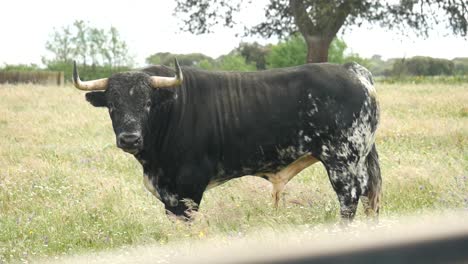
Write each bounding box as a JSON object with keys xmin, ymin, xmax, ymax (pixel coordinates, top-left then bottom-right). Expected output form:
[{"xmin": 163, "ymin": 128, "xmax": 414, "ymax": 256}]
[{"xmin": 0, "ymin": 81, "xmax": 467, "ymax": 262}]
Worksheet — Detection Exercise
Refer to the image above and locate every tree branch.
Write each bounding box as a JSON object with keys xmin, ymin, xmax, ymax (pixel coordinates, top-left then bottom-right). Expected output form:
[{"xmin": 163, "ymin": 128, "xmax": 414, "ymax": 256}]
[
  {"xmin": 328, "ymin": 1, "xmax": 353, "ymax": 36},
  {"xmin": 289, "ymin": 0, "xmax": 317, "ymax": 35}
]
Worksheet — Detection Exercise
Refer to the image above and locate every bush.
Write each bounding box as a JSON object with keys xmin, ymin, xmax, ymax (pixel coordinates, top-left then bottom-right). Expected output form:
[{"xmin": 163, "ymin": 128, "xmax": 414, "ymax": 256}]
[
  {"xmin": 266, "ymin": 35, "xmax": 364, "ymax": 68},
  {"xmin": 216, "ymin": 55, "xmax": 256, "ymax": 71},
  {"xmin": 1, "ymin": 64, "xmax": 43, "ymax": 72},
  {"xmin": 266, "ymin": 35, "xmax": 307, "ymax": 68}
]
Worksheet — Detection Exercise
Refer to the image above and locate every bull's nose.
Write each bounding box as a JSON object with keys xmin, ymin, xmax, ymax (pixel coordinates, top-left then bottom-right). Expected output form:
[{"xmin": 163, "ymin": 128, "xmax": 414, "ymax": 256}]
[{"xmin": 117, "ymin": 133, "xmax": 142, "ymax": 149}]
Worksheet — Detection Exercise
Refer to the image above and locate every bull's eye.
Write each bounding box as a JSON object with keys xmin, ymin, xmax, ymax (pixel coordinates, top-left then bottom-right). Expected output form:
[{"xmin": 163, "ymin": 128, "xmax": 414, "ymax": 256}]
[
  {"xmin": 145, "ymin": 100, "xmax": 152, "ymax": 109},
  {"xmin": 108, "ymin": 102, "xmax": 115, "ymax": 112}
]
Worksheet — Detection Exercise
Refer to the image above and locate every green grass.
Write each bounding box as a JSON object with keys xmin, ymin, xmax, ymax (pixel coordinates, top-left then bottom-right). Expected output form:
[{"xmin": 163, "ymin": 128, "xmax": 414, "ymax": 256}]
[{"xmin": 0, "ymin": 82, "xmax": 467, "ymax": 262}]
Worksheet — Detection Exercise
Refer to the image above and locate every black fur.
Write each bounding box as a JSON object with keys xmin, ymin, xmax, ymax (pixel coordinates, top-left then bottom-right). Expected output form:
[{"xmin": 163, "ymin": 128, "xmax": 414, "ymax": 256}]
[{"xmin": 86, "ymin": 92, "xmax": 106, "ymax": 107}]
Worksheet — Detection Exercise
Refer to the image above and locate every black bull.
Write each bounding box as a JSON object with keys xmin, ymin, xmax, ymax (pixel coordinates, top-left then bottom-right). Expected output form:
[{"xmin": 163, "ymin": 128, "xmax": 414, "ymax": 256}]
[{"xmin": 72, "ymin": 61, "xmax": 381, "ymax": 222}]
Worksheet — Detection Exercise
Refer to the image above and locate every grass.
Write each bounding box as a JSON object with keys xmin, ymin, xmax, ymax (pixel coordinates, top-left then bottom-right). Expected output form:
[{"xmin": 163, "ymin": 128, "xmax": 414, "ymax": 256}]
[
  {"xmin": 0, "ymin": 82, "xmax": 467, "ymax": 262},
  {"xmin": 375, "ymin": 75, "xmax": 468, "ymax": 84}
]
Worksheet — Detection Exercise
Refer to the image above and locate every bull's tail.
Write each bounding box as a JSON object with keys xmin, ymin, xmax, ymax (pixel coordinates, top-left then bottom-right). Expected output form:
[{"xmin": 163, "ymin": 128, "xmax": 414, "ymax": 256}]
[{"xmin": 364, "ymin": 143, "xmax": 381, "ymax": 218}]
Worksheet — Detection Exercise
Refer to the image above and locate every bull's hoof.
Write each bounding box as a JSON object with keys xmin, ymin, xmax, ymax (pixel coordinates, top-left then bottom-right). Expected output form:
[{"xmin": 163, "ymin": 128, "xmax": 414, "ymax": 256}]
[{"xmin": 165, "ymin": 201, "xmax": 198, "ymax": 222}]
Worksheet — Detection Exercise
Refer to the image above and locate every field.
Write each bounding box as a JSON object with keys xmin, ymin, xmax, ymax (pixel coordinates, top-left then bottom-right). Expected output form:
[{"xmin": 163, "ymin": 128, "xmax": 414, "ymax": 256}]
[{"xmin": 0, "ymin": 82, "xmax": 467, "ymax": 262}]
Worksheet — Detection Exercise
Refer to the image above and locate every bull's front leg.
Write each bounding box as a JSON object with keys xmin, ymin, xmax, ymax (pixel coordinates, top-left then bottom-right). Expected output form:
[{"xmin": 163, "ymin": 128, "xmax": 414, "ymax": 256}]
[
  {"xmin": 142, "ymin": 167, "xmax": 207, "ymax": 221},
  {"xmin": 164, "ymin": 163, "xmax": 211, "ymax": 221},
  {"xmin": 163, "ymin": 184, "xmax": 205, "ymax": 221}
]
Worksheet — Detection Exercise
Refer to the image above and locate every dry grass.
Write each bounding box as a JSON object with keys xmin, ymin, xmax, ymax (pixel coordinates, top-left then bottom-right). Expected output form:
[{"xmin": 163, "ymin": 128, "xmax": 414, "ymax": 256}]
[{"xmin": 0, "ymin": 82, "xmax": 467, "ymax": 262}]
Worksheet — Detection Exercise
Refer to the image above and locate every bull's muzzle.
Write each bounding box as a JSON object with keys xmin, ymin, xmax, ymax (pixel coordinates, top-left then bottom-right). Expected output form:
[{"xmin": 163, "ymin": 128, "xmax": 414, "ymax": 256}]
[{"xmin": 117, "ymin": 132, "xmax": 142, "ymax": 154}]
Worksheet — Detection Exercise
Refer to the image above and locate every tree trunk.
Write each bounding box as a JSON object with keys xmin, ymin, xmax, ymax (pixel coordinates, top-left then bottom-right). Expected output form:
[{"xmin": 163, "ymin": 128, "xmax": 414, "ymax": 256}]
[
  {"xmin": 289, "ymin": 0, "xmax": 350, "ymax": 63},
  {"xmin": 304, "ymin": 35, "xmax": 333, "ymax": 63}
]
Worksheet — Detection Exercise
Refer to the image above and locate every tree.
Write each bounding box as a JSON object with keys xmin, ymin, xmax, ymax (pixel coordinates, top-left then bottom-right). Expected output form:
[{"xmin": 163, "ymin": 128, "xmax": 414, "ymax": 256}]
[
  {"xmin": 43, "ymin": 21, "xmax": 133, "ymax": 81},
  {"xmin": 235, "ymin": 42, "xmax": 271, "ymax": 70},
  {"xmin": 146, "ymin": 52, "xmax": 214, "ymax": 67},
  {"xmin": 71, "ymin": 20, "xmax": 89, "ymax": 66},
  {"xmin": 198, "ymin": 59, "xmax": 216, "ymax": 70},
  {"xmin": 43, "ymin": 20, "xmax": 133, "ymax": 68},
  {"xmin": 174, "ymin": 0, "xmax": 468, "ymax": 63},
  {"xmin": 107, "ymin": 27, "xmax": 131, "ymax": 67},
  {"xmin": 45, "ymin": 26, "xmax": 74, "ymax": 63},
  {"xmin": 88, "ymin": 28, "xmax": 108, "ymax": 67}
]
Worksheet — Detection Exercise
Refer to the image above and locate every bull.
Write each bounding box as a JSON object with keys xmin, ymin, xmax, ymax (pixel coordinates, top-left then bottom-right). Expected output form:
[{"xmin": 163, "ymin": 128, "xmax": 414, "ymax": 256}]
[{"xmin": 72, "ymin": 59, "xmax": 381, "ymax": 222}]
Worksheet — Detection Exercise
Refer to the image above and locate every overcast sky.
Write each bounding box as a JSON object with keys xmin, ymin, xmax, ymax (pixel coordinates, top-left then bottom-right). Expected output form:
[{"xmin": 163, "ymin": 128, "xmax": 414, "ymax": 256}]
[{"xmin": 1, "ymin": 0, "xmax": 467, "ymax": 67}]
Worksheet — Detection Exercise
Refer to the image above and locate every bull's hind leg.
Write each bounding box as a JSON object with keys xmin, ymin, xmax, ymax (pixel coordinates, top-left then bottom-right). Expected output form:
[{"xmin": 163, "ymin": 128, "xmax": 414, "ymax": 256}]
[
  {"xmin": 324, "ymin": 163, "xmax": 362, "ymax": 223},
  {"xmin": 324, "ymin": 144, "xmax": 381, "ymax": 224},
  {"xmin": 261, "ymin": 154, "xmax": 318, "ymax": 208}
]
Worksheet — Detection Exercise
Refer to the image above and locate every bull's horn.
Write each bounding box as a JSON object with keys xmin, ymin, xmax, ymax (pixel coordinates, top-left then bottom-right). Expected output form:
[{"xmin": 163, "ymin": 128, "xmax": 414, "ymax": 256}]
[
  {"xmin": 72, "ymin": 61, "xmax": 108, "ymax": 91},
  {"xmin": 149, "ymin": 58, "xmax": 183, "ymax": 88}
]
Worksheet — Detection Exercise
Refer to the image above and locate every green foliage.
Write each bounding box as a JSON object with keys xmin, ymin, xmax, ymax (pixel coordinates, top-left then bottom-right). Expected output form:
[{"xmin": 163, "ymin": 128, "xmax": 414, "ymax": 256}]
[
  {"xmin": 328, "ymin": 39, "xmax": 347, "ymax": 63},
  {"xmin": 0, "ymin": 64, "xmax": 42, "ymax": 72},
  {"xmin": 266, "ymin": 35, "xmax": 365, "ymax": 68},
  {"xmin": 198, "ymin": 59, "xmax": 216, "ymax": 70},
  {"xmin": 145, "ymin": 37, "xmax": 368, "ymax": 72},
  {"xmin": 216, "ymin": 54, "xmax": 256, "ymax": 71},
  {"xmin": 266, "ymin": 35, "xmax": 307, "ymax": 68},
  {"xmin": 0, "ymin": 63, "xmax": 131, "ymax": 83}
]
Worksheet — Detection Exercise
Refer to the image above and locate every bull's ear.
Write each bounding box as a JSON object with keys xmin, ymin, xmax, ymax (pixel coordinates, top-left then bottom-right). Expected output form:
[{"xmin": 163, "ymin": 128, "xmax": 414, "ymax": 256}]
[
  {"xmin": 85, "ymin": 92, "xmax": 107, "ymax": 107},
  {"xmin": 154, "ymin": 89, "xmax": 177, "ymax": 106}
]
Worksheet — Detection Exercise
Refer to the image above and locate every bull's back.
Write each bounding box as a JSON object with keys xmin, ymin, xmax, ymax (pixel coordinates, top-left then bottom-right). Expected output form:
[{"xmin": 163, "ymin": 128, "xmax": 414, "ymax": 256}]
[{"xmin": 174, "ymin": 64, "xmax": 370, "ymax": 176}]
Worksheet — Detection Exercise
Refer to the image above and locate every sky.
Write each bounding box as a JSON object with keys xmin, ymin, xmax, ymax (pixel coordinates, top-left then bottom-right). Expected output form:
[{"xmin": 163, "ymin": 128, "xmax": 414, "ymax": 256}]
[{"xmin": 1, "ymin": 0, "xmax": 467, "ymax": 67}]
